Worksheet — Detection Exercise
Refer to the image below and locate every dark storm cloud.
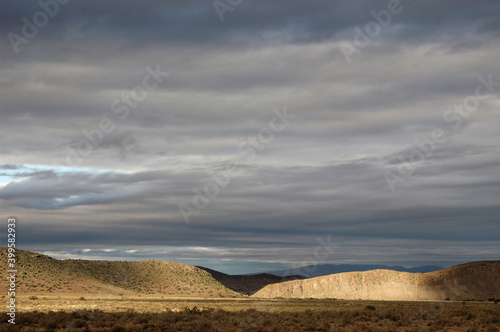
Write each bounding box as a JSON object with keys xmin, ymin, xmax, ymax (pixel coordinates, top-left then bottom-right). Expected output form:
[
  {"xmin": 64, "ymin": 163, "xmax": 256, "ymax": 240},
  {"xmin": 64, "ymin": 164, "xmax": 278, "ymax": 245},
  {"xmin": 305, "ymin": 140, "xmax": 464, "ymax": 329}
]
[
  {"xmin": 1, "ymin": 0, "xmax": 499, "ymax": 272},
  {"xmin": 2, "ymin": 0, "xmax": 500, "ymax": 56}
]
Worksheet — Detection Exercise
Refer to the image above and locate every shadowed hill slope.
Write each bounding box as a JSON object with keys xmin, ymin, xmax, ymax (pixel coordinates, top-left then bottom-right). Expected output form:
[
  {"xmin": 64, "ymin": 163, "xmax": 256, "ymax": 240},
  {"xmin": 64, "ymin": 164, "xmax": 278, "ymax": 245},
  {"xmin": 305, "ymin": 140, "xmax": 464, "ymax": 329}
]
[
  {"xmin": 253, "ymin": 261, "xmax": 500, "ymax": 301},
  {"xmin": 0, "ymin": 248, "xmax": 238, "ymax": 297},
  {"xmin": 196, "ymin": 266, "xmax": 305, "ymax": 295}
]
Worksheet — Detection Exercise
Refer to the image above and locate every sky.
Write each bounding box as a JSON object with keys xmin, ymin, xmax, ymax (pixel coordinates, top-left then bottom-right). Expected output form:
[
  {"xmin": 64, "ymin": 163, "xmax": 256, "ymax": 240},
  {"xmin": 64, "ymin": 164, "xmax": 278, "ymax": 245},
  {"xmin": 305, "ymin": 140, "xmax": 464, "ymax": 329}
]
[{"xmin": 1, "ymin": 0, "xmax": 499, "ymax": 275}]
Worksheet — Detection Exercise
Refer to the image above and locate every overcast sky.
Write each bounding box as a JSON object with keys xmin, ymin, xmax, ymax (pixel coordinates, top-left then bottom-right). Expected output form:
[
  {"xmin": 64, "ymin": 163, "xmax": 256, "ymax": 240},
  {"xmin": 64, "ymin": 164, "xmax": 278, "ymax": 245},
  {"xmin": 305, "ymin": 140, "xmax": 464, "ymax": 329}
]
[{"xmin": 1, "ymin": 0, "xmax": 499, "ymax": 274}]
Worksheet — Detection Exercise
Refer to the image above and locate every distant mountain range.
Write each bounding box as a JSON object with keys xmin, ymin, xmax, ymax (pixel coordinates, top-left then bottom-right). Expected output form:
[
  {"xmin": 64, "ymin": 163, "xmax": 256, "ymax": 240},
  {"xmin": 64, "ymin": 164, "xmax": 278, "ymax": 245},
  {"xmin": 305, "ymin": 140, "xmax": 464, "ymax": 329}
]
[{"xmin": 261, "ymin": 264, "xmax": 444, "ymax": 278}]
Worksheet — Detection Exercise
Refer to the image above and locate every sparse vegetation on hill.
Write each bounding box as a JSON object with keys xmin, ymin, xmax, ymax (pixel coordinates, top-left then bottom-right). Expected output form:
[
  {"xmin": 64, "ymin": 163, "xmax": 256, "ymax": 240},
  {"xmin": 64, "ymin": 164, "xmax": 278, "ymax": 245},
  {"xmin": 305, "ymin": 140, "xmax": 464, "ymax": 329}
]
[
  {"xmin": 66, "ymin": 259, "xmax": 236, "ymax": 297},
  {"xmin": 0, "ymin": 248, "xmax": 238, "ymax": 298}
]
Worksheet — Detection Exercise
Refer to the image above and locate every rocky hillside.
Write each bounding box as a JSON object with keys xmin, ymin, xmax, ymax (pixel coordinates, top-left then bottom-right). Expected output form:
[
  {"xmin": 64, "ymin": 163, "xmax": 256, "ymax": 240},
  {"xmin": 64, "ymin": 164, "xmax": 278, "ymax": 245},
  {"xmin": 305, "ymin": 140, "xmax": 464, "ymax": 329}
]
[
  {"xmin": 0, "ymin": 248, "xmax": 238, "ymax": 298},
  {"xmin": 253, "ymin": 261, "xmax": 500, "ymax": 301}
]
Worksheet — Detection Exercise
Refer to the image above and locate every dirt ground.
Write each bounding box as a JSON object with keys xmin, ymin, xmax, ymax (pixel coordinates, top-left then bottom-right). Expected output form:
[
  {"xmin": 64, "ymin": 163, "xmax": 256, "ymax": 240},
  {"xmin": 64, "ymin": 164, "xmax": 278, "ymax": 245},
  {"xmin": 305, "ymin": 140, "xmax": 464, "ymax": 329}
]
[{"xmin": 2, "ymin": 296, "xmax": 499, "ymax": 331}]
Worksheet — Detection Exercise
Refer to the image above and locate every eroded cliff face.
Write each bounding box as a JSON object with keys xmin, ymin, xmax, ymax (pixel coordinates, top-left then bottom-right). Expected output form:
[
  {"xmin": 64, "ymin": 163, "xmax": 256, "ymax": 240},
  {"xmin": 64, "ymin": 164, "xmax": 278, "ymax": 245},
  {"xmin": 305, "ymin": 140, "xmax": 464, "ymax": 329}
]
[{"xmin": 253, "ymin": 261, "xmax": 500, "ymax": 301}]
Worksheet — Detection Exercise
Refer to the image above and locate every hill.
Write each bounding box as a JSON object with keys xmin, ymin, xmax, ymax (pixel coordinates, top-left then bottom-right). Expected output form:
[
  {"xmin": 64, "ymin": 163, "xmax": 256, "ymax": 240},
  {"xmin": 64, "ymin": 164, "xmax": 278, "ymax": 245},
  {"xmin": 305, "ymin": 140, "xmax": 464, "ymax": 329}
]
[
  {"xmin": 253, "ymin": 261, "xmax": 500, "ymax": 301},
  {"xmin": 196, "ymin": 266, "xmax": 305, "ymax": 295},
  {"xmin": 0, "ymin": 248, "xmax": 238, "ymax": 298},
  {"xmin": 263, "ymin": 263, "xmax": 443, "ymax": 278}
]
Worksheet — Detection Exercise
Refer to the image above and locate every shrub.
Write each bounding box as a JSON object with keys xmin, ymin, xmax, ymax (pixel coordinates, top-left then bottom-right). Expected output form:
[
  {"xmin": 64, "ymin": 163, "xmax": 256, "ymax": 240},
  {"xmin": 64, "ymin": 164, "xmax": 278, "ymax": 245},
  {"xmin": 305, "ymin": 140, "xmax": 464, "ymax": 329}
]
[{"xmin": 67, "ymin": 318, "xmax": 88, "ymax": 329}]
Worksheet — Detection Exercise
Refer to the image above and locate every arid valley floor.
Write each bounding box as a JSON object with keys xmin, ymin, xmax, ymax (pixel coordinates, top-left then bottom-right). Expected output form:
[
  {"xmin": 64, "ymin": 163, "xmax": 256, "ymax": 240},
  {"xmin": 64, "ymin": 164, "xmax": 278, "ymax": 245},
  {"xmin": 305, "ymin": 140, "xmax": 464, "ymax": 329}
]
[
  {"xmin": 3, "ymin": 296, "xmax": 500, "ymax": 331},
  {"xmin": 2, "ymin": 249, "xmax": 499, "ymax": 331}
]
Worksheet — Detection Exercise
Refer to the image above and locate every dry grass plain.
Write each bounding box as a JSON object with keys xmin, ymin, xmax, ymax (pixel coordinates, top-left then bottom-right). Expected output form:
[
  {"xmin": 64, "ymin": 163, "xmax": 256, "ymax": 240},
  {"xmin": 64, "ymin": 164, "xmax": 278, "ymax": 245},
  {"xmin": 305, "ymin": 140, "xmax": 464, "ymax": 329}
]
[{"xmin": 2, "ymin": 296, "xmax": 499, "ymax": 331}]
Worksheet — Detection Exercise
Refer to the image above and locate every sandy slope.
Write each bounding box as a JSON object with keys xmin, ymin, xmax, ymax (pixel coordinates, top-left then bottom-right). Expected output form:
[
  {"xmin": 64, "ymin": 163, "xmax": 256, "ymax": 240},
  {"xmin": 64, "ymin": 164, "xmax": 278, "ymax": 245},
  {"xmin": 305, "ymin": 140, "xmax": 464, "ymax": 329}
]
[{"xmin": 0, "ymin": 248, "xmax": 238, "ymax": 298}]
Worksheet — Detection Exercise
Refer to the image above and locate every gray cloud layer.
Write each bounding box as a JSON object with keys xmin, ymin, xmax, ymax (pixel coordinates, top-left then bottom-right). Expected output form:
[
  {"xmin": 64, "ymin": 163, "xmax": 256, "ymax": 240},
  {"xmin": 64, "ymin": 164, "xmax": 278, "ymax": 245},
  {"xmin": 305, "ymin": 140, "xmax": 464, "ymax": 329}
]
[{"xmin": 1, "ymin": 0, "xmax": 499, "ymax": 274}]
